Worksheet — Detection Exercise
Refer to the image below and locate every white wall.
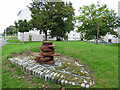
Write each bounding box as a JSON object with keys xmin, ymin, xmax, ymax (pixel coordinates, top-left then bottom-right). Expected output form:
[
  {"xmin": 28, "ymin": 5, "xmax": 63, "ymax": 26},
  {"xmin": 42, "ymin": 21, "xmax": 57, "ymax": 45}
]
[
  {"xmin": 18, "ymin": 30, "xmax": 43, "ymax": 41},
  {"xmin": 18, "ymin": 30, "xmax": 57, "ymax": 41},
  {"xmin": 29, "ymin": 30, "xmax": 43, "ymax": 41},
  {"xmin": 68, "ymin": 27, "xmax": 81, "ymax": 40}
]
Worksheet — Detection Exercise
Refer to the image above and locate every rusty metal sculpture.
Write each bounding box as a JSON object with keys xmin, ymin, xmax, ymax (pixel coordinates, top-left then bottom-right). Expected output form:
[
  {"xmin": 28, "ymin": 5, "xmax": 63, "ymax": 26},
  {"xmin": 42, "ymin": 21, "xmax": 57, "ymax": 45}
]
[{"xmin": 35, "ymin": 41, "xmax": 59, "ymax": 64}]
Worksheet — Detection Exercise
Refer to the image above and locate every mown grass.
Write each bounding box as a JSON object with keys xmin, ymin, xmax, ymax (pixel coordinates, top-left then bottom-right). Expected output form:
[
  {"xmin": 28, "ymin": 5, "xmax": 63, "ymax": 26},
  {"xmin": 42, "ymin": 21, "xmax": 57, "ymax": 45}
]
[
  {"xmin": 0, "ymin": 49, "xmax": 2, "ymax": 90},
  {"xmin": 2, "ymin": 42, "xmax": 78, "ymax": 88},
  {"xmin": 6, "ymin": 36, "xmax": 22, "ymax": 43},
  {"xmin": 54, "ymin": 41, "xmax": 118, "ymax": 88},
  {"xmin": 2, "ymin": 42, "xmax": 62, "ymax": 88},
  {"xmin": 2, "ymin": 41, "xmax": 118, "ymax": 88},
  {"xmin": 6, "ymin": 36, "xmax": 18, "ymax": 40}
]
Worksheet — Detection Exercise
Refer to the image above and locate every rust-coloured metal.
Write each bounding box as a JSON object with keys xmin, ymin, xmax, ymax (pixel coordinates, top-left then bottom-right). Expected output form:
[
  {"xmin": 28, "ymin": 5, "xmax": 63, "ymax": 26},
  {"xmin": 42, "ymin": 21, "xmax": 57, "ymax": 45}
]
[{"xmin": 34, "ymin": 41, "xmax": 59, "ymax": 64}]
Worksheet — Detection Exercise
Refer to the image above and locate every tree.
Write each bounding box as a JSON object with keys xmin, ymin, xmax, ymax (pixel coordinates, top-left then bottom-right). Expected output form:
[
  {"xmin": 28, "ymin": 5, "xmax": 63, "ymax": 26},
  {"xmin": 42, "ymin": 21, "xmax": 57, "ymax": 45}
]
[
  {"xmin": 29, "ymin": 1, "xmax": 75, "ymax": 41},
  {"xmin": 49, "ymin": 2, "xmax": 75, "ymax": 40},
  {"xmin": 4, "ymin": 25, "xmax": 17, "ymax": 36},
  {"xmin": 14, "ymin": 19, "xmax": 32, "ymax": 44},
  {"xmin": 77, "ymin": 2, "xmax": 120, "ymax": 43}
]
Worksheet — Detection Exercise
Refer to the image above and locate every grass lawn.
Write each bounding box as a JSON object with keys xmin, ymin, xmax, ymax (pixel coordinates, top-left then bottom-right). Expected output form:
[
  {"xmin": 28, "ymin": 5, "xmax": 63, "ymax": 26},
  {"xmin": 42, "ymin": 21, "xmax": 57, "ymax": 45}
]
[
  {"xmin": 0, "ymin": 49, "xmax": 2, "ymax": 90},
  {"xmin": 6, "ymin": 36, "xmax": 18, "ymax": 40},
  {"xmin": 2, "ymin": 40, "xmax": 118, "ymax": 88}
]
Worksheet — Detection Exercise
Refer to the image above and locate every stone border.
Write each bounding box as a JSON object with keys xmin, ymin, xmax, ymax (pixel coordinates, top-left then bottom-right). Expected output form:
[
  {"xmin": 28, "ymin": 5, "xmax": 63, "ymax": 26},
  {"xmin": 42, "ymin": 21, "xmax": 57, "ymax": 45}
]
[{"xmin": 8, "ymin": 58, "xmax": 95, "ymax": 88}]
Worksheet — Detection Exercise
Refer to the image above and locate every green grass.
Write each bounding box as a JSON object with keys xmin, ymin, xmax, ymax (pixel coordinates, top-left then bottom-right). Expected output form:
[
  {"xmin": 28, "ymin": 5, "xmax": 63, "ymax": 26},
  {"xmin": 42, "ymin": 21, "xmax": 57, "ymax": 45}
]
[
  {"xmin": 6, "ymin": 36, "xmax": 18, "ymax": 40},
  {"xmin": 7, "ymin": 40, "xmax": 22, "ymax": 43},
  {"xmin": 6, "ymin": 36, "xmax": 23, "ymax": 43},
  {"xmin": 54, "ymin": 41, "xmax": 118, "ymax": 88},
  {"xmin": 0, "ymin": 49, "xmax": 2, "ymax": 89},
  {"xmin": 2, "ymin": 41, "xmax": 118, "ymax": 88}
]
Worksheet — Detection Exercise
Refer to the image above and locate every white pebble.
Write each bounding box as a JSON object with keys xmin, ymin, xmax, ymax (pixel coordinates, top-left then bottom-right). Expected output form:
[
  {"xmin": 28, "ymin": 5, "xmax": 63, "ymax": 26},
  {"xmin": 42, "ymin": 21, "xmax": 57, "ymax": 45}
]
[
  {"xmin": 75, "ymin": 77, "xmax": 78, "ymax": 79},
  {"xmin": 81, "ymin": 70, "xmax": 83, "ymax": 73},
  {"xmin": 84, "ymin": 79, "xmax": 87, "ymax": 83},
  {"xmin": 81, "ymin": 83, "xmax": 85, "ymax": 87},
  {"xmin": 68, "ymin": 81, "xmax": 71, "ymax": 84},
  {"xmin": 57, "ymin": 74, "xmax": 60, "ymax": 77},
  {"xmin": 75, "ymin": 61, "xmax": 80, "ymax": 66},
  {"xmin": 89, "ymin": 81, "xmax": 92, "ymax": 86},
  {"xmin": 61, "ymin": 75, "xmax": 64, "ymax": 78},
  {"xmin": 72, "ymin": 82, "xmax": 75, "ymax": 85},
  {"xmin": 68, "ymin": 63, "xmax": 70, "ymax": 65},
  {"xmin": 86, "ymin": 84, "xmax": 90, "ymax": 88},
  {"xmin": 65, "ymin": 80, "xmax": 68, "ymax": 84},
  {"xmin": 79, "ymin": 65, "xmax": 83, "ymax": 67},
  {"xmin": 61, "ymin": 80, "xmax": 65, "ymax": 85},
  {"xmin": 84, "ymin": 71, "xmax": 88, "ymax": 74}
]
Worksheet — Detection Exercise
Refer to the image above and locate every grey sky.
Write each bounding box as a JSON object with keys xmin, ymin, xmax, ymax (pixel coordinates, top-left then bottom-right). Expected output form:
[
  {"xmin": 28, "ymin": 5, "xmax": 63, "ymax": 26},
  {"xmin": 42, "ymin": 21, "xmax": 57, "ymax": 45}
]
[{"xmin": 0, "ymin": 0, "xmax": 119, "ymax": 33}]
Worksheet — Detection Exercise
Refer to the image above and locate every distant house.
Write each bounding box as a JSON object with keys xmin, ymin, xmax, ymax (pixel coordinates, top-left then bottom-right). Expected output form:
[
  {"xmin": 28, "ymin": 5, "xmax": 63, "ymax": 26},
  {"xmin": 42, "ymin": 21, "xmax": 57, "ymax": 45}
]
[
  {"xmin": 17, "ymin": 9, "xmax": 56, "ymax": 41},
  {"xmin": 68, "ymin": 26, "xmax": 81, "ymax": 41},
  {"xmin": 18, "ymin": 28, "xmax": 56, "ymax": 41}
]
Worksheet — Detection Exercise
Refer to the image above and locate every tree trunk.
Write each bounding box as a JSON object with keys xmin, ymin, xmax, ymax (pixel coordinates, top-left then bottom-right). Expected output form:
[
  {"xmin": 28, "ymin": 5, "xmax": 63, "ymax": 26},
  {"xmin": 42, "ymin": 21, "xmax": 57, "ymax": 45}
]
[
  {"xmin": 56, "ymin": 37, "xmax": 61, "ymax": 41},
  {"xmin": 96, "ymin": 35, "xmax": 98, "ymax": 44},
  {"xmin": 45, "ymin": 30, "xmax": 47, "ymax": 41},
  {"xmin": 96, "ymin": 26, "xmax": 99, "ymax": 44},
  {"xmin": 81, "ymin": 38, "xmax": 83, "ymax": 41},
  {"xmin": 67, "ymin": 34, "xmax": 68, "ymax": 42},
  {"xmin": 22, "ymin": 32, "xmax": 24, "ymax": 44},
  {"xmin": 56, "ymin": 37, "xmax": 58, "ymax": 41},
  {"xmin": 116, "ymin": 38, "xmax": 117, "ymax": 43},
  {"xmin": 96, "ymin": 30, "xmax": 99, "ymax": 44}
]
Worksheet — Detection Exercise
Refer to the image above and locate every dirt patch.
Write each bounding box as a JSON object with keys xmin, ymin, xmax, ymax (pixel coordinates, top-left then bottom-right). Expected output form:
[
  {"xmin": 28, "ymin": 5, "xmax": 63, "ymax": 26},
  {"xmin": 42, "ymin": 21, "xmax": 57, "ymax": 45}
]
[{"xmin": 11, "ymin": 50, "xmax": 39, "ymax": 57}]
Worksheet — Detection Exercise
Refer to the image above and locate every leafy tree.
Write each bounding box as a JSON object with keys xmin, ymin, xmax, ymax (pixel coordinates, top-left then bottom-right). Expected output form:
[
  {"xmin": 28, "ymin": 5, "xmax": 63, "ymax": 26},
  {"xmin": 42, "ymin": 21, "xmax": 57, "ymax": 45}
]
[
  {"xmin": 4, "ymin": 25, "xmax": 17, "ymax": 36},
  {"xmin": 49, "ymin": 2, "xmax": 75, "ymax": 40},
  {"xmin": 77, "ymin": 2, "xmax": 120, "ymax": 43},
  {"xmin": 29, "ymin": 1, "xmax": 75, "ymax": 41},
  {"xmin": 14, "ymin": 19, "xmax": 32, "ymax": 44}
]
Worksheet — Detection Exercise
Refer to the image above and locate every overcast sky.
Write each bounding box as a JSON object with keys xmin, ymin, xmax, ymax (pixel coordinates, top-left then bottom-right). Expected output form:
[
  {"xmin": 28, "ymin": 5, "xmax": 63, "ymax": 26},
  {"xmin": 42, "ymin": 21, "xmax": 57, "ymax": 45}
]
[{"xmin": 0, "ymin": 0, "xmax": 119, "ymax": 33}]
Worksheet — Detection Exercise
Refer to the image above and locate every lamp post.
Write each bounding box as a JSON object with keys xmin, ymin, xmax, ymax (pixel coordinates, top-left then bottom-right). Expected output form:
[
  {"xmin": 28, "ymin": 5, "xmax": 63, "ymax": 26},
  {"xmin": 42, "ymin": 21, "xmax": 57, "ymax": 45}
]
[
  {"xmin": 118, "ymin": 1, "xmax": 120, "ymax": 43},
  {"xmin": 4, "ymin": 29, "xmax": 6, "ymax": 42}
]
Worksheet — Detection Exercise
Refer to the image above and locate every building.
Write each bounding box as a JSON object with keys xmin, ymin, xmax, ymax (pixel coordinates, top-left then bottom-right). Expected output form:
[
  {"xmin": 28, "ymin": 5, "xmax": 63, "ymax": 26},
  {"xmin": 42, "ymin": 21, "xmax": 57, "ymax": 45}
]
[
  {"xmin": 68, "ymin": 26, "xmax": 81, "ymax": 41},
  {"xmin": 17, "ymin": 8, "xmax": 119, "ymax": 43},
  {"xmin": 17, "ymin": 9, "xmax": 56, "ymax": 41}
]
